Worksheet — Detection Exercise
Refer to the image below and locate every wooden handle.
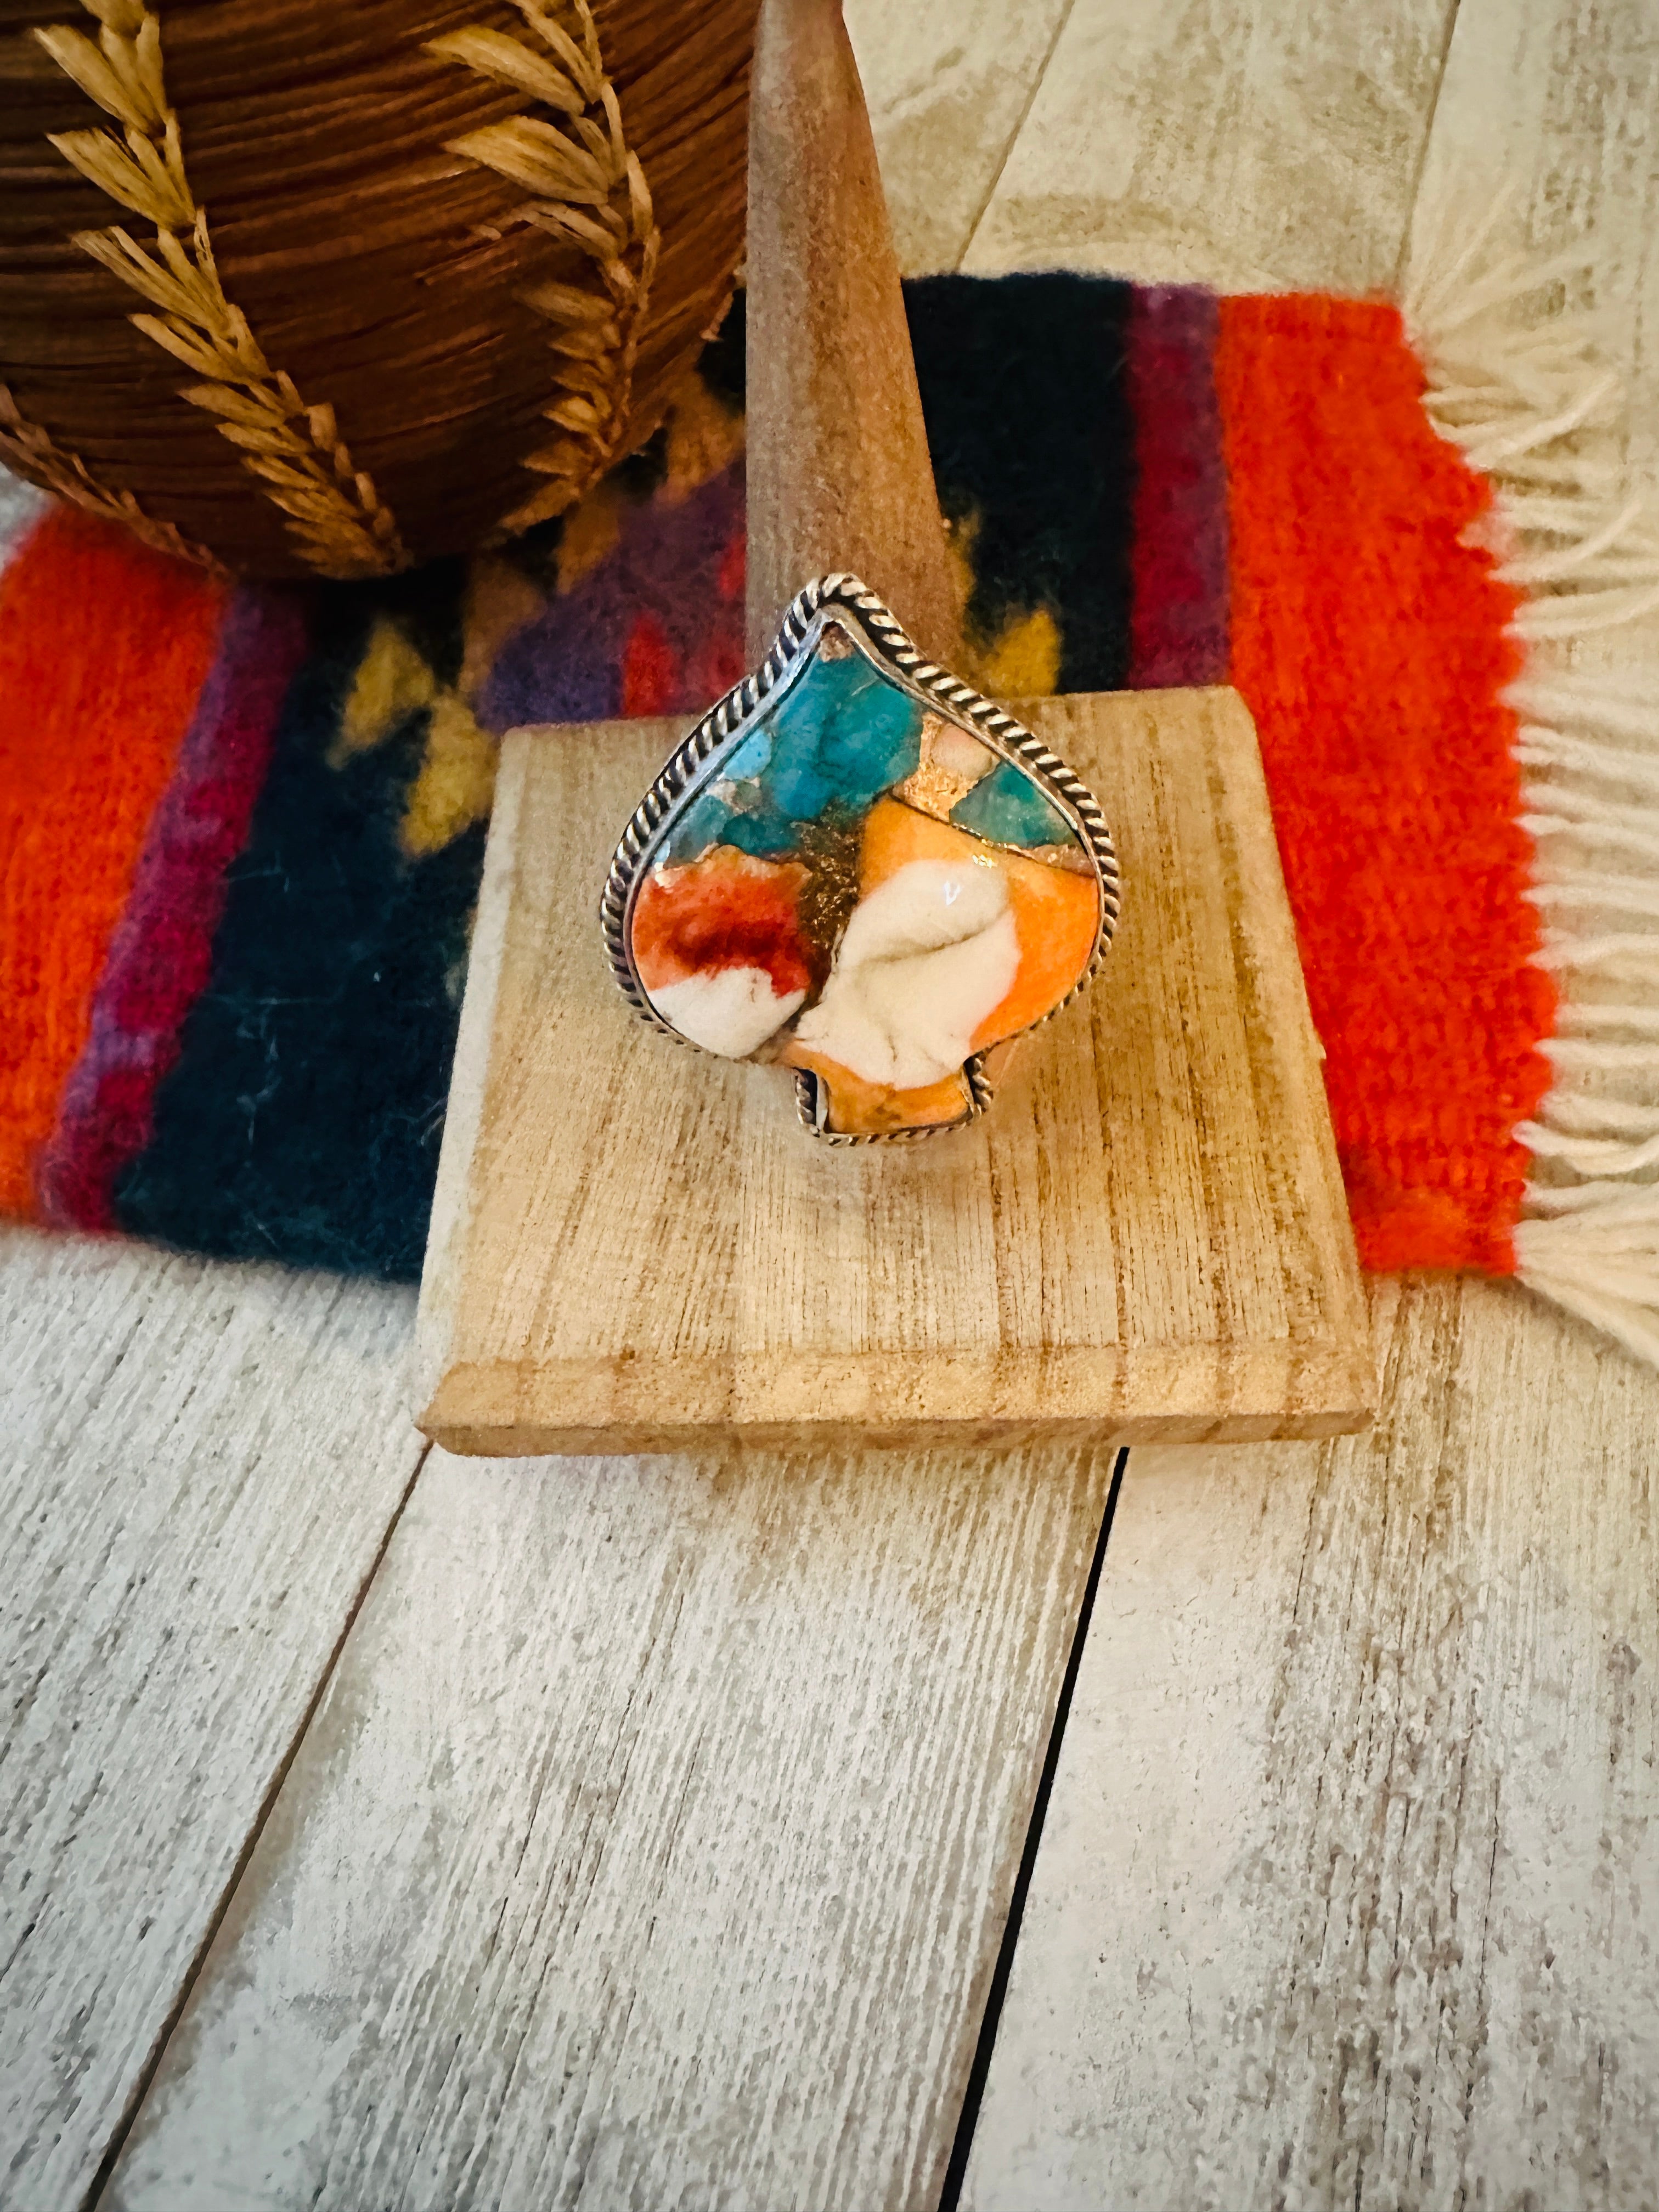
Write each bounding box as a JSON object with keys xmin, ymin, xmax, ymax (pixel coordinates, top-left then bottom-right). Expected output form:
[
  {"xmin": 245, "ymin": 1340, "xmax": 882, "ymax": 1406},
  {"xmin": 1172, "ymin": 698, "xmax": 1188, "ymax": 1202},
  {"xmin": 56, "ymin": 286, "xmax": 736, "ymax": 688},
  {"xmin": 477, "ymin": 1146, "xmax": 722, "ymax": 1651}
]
[{"xmin": 743, "ymin": 0, "xmax": 960, "ymax": 664}]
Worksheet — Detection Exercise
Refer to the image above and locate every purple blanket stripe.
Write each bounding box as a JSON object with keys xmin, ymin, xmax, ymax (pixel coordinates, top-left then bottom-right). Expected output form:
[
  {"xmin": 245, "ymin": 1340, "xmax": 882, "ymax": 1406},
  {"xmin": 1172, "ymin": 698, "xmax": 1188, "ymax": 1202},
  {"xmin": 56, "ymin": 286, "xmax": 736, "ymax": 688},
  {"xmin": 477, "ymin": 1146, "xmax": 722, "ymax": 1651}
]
[
  {"xmin": 1125, "ymin": 285, "xmax": 1229, "ymax": 687},
  {"xmin": 40, "ymin": 589, "xmax": 311, "ymax": 1229}
]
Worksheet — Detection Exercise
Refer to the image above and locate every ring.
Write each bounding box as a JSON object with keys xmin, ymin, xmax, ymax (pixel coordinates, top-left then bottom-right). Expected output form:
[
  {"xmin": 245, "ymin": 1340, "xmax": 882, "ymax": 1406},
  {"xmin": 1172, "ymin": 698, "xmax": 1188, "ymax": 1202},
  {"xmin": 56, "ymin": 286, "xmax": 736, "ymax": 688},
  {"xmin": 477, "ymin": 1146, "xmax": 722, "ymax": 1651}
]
[{"xmin": 602, "ymin": 575, "xmax": 1120, "ymax": 1142}]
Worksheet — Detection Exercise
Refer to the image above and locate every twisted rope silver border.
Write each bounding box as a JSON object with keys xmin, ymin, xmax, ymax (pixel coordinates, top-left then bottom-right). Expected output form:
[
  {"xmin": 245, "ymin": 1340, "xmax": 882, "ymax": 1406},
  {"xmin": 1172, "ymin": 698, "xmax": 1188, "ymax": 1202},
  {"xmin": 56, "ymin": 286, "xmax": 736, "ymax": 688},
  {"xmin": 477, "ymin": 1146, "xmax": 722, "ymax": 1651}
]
[{"xmin": 600, "ymin": 573, "xmax": 1122, "ymax": 1144}]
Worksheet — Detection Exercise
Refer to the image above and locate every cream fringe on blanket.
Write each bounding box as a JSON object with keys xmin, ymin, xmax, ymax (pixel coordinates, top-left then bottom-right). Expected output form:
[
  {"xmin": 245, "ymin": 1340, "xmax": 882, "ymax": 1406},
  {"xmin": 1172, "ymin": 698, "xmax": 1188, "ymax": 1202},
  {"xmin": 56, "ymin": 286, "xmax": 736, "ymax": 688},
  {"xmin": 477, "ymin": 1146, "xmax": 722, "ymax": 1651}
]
[{"xmin": 1406, "ymin": 194, "xmax": 1659, "ymax": 1366}]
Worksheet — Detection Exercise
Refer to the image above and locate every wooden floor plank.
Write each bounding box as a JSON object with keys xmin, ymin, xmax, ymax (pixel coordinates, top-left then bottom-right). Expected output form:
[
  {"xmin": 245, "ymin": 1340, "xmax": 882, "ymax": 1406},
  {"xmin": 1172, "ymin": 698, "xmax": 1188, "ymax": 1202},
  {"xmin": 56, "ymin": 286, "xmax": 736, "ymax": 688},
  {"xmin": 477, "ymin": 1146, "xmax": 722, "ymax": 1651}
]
[
  {"xmin": 960, "ymin": 0, "xmax": 1458, "ymax": 291},
  {"xmin": 965, "ymin": 0, "xmax": 1659, "ymax": 2200},
  {"xmin": 103, "ymin": 1439, "xmax": 1117, "ymax": 2212},
  {"xmin": 843, "ymin": 0, "xmax": 1072, "ymax": 275},
  {"xmin": 961, "ymin": 1279, "xmax": 1659, "ymax": 2209},
  {"xmin": 1410, "ymin": 0, "xmax": 1659, "ymax": 484},
  {"xmin": 0, "ymin": 1229, "xmax": 424, "ymax": 2212}
]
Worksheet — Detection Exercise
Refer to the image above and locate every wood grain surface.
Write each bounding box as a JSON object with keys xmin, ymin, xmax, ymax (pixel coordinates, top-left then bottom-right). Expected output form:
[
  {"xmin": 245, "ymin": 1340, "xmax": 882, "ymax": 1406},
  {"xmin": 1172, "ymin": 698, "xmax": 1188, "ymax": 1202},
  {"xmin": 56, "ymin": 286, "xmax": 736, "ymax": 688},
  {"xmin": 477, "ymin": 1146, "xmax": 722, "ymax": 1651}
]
[
  {"xmin": 416, "ymin": 689, "xmax": 1372, "ymax": 1455},
  {"xmin": 961, "ymin": 1279, "xmax": 1659, "ymax": 2210},
  {"xmin": 962, "ymin": 0, "xmax": 1459, "ymax": 291},
  {"xmin": 103, "ymin": 1438, "xmax": 1119, "ymax": 2212},
  {"xmin": 0, "ymin": 1228, "xmax": 424, "ymax": 2212}
]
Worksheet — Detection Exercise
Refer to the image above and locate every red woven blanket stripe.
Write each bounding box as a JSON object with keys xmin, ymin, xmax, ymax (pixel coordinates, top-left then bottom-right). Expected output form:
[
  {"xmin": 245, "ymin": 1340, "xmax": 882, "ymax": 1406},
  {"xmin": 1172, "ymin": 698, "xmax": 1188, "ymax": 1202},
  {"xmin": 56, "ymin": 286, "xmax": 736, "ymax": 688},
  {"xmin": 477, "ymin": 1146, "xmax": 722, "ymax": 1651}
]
[
  {"xmin": 1216, "ymin": 294, "xmax": 1555, "ymax": 1273},
  {"xmin": 0, "ymin": 509, "xmax": 227, "ymax": 1217},
  {"xmin": 38, "ymin": 590, "xmax": 309, "ymax": 1231}
]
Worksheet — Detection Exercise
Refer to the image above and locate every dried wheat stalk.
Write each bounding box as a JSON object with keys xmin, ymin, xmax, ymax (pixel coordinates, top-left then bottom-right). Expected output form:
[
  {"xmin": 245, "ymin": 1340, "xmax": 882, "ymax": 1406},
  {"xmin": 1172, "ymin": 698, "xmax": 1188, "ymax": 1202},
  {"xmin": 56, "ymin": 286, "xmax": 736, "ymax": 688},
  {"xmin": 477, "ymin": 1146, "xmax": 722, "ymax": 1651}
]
[
  {"xmin": 428, "ymin": 0, "xmax": 661, "ymax": 535},
  {"xmin": 0, "ymin": 381, "xmax": 225, "ymax": 572},
  {"xmin": 35, "ymin": 0, "xmax": 409, "ymax": 579}
]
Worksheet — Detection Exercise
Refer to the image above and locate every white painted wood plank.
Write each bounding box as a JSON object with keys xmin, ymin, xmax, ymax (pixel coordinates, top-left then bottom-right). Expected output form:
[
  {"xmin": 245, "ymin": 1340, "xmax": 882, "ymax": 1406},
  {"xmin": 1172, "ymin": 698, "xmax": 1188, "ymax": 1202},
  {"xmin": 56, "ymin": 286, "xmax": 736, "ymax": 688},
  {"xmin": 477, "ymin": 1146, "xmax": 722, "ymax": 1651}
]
[
  {"xmin": 1410, "ymin": 0, "xmax": 1659, "ymax": 486},
  {"xmin": 962, "ymin": 1278, "xmax": 1659, "ymax": 2209},
  {"xmin": 103, "ymin": 1438, "xmax": 1118, "ymax": 2212},
  {"xmin": 963, "ymin": 0, "xmax": 1659, "ymax": 2201},
  {"xmin": 844, "ymin": 0, "xmax": 1072, "ymax": 275},
  {"xmin": 962, "ymin": 0, "xmax": 1457, "ymax": 290},
  {"xmin": 0, "ymin": 1228, "xmax": 423, "ymax": 2212}
]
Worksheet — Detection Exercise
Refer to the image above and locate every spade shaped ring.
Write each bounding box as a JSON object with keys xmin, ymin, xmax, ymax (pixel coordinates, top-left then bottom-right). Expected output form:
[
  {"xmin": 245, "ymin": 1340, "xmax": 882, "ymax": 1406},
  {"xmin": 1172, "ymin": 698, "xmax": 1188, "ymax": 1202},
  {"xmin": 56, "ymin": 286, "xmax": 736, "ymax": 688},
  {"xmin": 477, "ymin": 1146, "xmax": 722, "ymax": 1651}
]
[{"xmin": 602, "ymin": 575, "xmax": 1120, "ymax": 1143}]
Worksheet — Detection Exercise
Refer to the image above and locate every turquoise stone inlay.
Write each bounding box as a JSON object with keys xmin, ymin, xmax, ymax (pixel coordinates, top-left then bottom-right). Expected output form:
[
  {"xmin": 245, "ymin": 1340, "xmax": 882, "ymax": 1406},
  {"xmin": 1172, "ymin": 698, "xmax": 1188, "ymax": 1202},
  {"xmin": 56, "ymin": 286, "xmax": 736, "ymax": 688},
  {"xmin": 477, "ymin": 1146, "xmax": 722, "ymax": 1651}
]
[
  {"xmin": 724, "ymin": 728, "xmax": 772, "ymax": 782},
  {"xmin": 665, "ymin": 640, "xmax": 923, "ymax": 864},
  {"xmin": 761, "ymin": 649, "xmax": 923, "ymax": 817},
  {"xmin": 667, "ymin": 787, "xmax": 795, "ymax": 861},
  {"xmin": 951, "ymin": 758, "xmax": 1075, "ymax": 848}
]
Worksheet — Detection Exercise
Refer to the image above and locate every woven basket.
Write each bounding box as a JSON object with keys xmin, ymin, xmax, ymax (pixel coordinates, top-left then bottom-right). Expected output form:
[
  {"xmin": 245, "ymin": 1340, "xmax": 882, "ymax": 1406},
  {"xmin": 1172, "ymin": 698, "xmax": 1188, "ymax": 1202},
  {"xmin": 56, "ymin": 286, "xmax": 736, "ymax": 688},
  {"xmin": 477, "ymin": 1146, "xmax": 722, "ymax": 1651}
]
[{"xmin": 0, "ymin": 0, "xmax": 757, "ymax": 578}]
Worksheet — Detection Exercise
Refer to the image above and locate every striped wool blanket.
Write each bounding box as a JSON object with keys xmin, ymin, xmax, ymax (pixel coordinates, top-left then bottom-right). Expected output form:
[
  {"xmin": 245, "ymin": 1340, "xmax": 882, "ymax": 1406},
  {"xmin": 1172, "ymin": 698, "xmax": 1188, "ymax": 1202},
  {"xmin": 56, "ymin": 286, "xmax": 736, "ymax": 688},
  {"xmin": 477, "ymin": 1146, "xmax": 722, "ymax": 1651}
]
[{"xmin": 4, "ymin": 247, "xmax": 1656, "ymax": 1358}]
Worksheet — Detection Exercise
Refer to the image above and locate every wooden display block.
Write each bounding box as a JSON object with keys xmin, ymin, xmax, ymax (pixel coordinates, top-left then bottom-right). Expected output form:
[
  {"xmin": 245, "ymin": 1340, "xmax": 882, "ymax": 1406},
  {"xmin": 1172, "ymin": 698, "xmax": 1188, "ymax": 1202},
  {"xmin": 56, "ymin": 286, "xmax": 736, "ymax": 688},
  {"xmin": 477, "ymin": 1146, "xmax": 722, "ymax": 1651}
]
[{"xmin": 415, "ymin": 686, "xmax": 1374, "ymax": 1455}]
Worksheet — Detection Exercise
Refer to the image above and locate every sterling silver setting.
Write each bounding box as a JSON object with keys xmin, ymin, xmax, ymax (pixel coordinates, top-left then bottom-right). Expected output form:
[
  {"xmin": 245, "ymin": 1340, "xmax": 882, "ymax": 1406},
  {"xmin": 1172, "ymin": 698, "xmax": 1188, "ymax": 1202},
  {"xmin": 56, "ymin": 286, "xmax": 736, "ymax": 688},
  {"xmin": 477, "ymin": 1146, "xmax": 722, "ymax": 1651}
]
[{"xmin": 601, "ymin": 573, "xmax": 1121, "ymax": 1143}]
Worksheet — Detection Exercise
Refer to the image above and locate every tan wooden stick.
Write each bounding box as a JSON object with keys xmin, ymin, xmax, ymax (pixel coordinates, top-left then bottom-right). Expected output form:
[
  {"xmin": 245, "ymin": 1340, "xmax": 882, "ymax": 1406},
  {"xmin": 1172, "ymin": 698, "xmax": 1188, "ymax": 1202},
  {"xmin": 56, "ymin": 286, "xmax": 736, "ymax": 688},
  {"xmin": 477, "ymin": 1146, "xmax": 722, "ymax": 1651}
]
[{"xmin": 743, "ymin": 0, "xmax": 959, "ymax": 664}]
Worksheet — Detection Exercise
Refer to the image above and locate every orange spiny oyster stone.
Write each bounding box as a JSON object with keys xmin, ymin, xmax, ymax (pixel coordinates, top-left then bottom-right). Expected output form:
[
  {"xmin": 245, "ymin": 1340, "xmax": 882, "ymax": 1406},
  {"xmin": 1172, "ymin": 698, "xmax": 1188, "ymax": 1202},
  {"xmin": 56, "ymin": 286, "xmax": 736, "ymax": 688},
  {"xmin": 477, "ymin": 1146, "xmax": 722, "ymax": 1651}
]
[
  {"xmin": 633, "ymin": 848, "xmax": 815, "ymax": 1060},
  {"xmin": 625, "ymin": 623, "xmax": 1103, "ymax": 1133},
  {"xmin": 856, "ymin": 800, "xmax": 1099, "ymax": 1053}
]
